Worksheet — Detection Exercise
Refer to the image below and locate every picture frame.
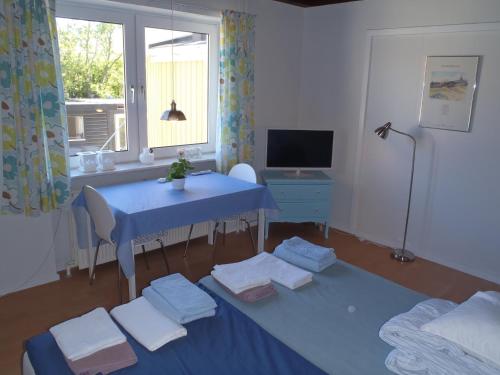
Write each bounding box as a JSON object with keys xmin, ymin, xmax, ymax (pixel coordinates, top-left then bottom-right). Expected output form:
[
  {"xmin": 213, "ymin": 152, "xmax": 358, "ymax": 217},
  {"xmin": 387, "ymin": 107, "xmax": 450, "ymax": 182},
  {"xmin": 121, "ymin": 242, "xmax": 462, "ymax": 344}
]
[{"xmin": 419, "ymin": 56, "xmax": 480, "ymax": 132}]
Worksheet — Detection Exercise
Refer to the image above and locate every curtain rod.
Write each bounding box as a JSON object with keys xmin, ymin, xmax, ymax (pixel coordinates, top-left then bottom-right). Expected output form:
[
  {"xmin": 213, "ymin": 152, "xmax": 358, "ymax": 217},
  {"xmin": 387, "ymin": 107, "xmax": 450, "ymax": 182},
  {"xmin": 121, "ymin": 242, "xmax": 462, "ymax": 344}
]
[
  {"xmin": 174, "ymin": 1, "xmax": 221, "ymax": 13},
  {"xmin": 173, "ymin": 0, "xmax": 250, "ymax": 15}
]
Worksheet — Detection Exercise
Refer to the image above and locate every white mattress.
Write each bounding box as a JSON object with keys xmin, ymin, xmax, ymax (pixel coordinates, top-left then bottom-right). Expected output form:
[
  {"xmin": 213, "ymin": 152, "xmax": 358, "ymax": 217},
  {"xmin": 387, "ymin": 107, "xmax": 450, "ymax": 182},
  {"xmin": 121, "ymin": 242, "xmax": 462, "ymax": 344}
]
[{"xmin": 22, "ymin": 352, "xmax": 35, "ymax": 375}]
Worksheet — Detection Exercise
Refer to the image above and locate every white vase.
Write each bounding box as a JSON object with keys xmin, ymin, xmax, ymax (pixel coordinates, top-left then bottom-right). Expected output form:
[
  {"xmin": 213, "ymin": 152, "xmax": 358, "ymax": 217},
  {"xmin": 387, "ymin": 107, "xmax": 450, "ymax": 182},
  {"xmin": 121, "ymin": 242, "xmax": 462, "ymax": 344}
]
[
  {"xmin": 77, "ymin": 151, "xmax": 98, "ymax": 173},
  {"xmin": 139, "ymin": 147, "xmax": 154, "ymax": 165},
  {"xmin": 97, "ymin": 150, "xmax": 115, "ymax": 171},
  {"xmin": 171, "ymin": 178, "xmax": 185, "ymax": 190}
]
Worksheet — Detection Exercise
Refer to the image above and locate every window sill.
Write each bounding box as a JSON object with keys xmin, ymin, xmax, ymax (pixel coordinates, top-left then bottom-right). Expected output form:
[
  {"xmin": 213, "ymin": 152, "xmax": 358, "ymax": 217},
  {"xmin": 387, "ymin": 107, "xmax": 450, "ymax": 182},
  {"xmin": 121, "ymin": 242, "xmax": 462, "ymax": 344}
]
[{"xmin": 70, "ymin": 153, "xmax": 216, "ymax": 189}]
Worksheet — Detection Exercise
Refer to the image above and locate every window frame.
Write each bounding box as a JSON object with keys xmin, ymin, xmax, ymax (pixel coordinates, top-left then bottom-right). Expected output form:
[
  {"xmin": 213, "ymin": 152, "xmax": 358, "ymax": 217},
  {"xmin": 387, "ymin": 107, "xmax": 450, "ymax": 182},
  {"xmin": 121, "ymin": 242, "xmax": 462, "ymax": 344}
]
[
  {"xmin": 136, "ymin": 15, "xmax": 218, "ymax": 159},
  {"xmin": 57, "ymin": 0, "xmax": 219, "ymax": 164}
]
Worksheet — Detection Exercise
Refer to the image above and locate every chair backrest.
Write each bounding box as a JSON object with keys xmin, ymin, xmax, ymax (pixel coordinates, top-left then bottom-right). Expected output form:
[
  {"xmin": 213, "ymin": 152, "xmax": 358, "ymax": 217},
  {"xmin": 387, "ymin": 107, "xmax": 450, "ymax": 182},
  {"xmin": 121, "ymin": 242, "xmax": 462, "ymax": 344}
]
[
  {"xmin": 83, "ymin": 185, "xmax": 116, "ymax": 244},
  {"xmin": 228, "ymin": 163, "xmax": 257, "ymax": 183}
]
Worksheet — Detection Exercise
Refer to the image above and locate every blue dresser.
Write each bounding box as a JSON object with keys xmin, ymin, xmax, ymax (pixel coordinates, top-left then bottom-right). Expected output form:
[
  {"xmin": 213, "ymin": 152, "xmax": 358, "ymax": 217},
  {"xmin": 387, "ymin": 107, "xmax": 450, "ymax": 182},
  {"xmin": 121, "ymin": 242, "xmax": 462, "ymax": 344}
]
[{"xmin": 261, "ymin": 170, "xmax": 333, "ymax": 239}]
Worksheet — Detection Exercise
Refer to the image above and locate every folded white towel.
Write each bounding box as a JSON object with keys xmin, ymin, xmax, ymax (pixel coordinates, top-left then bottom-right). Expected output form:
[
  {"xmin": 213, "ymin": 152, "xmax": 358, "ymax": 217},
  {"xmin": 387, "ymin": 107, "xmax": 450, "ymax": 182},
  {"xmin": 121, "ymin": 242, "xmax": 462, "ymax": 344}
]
[
  {"xmin": 215, "ymin": 253, "xmax": 313, "ymax": 290},
  {"xmin": 211, "ymin": 262, "xmax": 270, "ymax": 295},
  {"xmin": 49, "ymin": 307, "xmax": 126, "ymax": 361},
  {"xmin": 111, "ymin": 297, "xmax": 187, "ymax": 352}
]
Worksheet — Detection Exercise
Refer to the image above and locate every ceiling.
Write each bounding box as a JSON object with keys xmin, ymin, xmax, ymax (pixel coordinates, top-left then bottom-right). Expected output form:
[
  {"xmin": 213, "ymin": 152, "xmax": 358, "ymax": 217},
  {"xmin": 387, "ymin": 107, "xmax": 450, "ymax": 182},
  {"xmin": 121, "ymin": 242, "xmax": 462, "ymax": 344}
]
[{"xmin": 273, "ymin": 0, "xmax": 359, "ymax": 7}]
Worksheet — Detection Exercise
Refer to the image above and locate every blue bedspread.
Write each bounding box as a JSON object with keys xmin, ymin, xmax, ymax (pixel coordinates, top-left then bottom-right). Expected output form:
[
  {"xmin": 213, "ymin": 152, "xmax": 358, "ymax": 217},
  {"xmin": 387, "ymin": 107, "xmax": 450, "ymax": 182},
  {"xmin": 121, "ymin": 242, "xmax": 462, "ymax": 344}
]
[
  {"xmin": 26, "ymin": 287, "xmax": 326, "ymax": 375},
  {"xmin": 201, "ymin": 260, "xmax": 426, "ymax": 374}
]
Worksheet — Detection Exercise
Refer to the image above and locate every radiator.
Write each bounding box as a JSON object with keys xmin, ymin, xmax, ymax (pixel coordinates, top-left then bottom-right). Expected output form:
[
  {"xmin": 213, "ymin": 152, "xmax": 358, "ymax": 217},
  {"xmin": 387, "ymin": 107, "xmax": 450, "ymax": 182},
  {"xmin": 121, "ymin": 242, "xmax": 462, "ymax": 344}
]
[
  {"xmin": 68, "ymin": 188, "xmax": 252, "ymax": 270},
  {"xmin": 76, "ymin": 222, "xmax": 212, "ymax": 270}
]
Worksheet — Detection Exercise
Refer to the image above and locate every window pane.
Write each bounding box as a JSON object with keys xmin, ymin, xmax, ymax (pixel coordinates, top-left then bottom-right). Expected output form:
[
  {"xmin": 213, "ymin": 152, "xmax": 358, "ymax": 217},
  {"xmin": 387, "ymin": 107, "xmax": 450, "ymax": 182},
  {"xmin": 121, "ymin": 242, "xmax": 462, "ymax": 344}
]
[
  {"xmin": 56, "ymin": 18, "xmax": 128, "ymax": 155},
  {"xmin": 68, "ymin": 115, "xmax": 85, "ymax": 140},
  {"xmin": 145, "ymin": 27, "xmax": 208, "ymax": 148}
]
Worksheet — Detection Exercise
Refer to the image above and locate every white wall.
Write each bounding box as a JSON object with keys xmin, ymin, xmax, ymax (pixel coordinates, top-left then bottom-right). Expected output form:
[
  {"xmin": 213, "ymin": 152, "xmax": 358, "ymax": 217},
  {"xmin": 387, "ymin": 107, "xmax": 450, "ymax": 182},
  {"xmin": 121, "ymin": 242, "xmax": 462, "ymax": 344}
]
[
  {"xmin": 0, "ymin": 0, "xmax": 304, "ymax": 295},
  {"xmin": 0, "ymin": 214, "xmax": 59, "ymax": 296},
  {"xmin": 299, "ymin": 0, "xmax": 500, "ymax": 282}
]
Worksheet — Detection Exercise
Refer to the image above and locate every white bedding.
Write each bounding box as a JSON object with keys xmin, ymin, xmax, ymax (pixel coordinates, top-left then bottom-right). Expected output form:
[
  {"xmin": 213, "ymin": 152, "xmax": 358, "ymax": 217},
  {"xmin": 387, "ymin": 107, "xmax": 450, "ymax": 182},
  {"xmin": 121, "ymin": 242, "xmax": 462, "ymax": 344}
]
[
  {"xmin": 380, "ymin": 298, "xmax": 500, "ymax": 375},
  {"xmin": 23, "ymin": 352, "xmax": 35, "ymax": 375},
  {"xmin": 386, "ymin": 348, "xmax": 500, "ymax": 375}
]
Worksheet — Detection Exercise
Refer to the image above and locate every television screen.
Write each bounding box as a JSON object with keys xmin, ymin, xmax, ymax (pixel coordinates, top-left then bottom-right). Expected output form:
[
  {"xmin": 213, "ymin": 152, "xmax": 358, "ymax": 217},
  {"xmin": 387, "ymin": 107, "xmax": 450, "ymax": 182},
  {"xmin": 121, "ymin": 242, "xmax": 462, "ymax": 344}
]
[{"xmin": 266, "ymin": 129, "xmax": 334, "ymax": 169}]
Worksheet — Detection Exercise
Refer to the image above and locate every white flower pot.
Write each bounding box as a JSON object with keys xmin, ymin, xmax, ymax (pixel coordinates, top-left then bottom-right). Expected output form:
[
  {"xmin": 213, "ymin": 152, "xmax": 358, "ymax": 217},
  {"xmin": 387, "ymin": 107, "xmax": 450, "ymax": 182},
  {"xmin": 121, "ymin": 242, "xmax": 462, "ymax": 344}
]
[{"xmin": 172, "ymin": 178, "xmax": 186, "ymax": 190}]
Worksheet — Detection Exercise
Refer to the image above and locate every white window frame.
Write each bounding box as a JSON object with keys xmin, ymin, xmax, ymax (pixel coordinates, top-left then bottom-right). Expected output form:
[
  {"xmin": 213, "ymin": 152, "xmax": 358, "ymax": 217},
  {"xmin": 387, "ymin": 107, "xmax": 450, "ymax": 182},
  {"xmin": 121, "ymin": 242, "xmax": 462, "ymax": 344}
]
[
  {"xmin": 57, "ymin": 1, "xmax": 139, "ymax": 163},
  {"xmin": 57, "ymin": 0, "xmax": 219, "ymax": 163},
  {"xmin": 136, "ymin": 15, "xmax": 218, "ymax": 158}
]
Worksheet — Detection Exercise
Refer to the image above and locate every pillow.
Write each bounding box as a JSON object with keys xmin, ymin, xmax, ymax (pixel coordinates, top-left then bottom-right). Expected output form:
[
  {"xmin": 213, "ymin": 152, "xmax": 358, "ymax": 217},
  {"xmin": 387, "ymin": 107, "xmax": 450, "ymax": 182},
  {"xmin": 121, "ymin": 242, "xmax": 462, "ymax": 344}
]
[{"xmin": 421, "ymin": 291, "xmax": 500, "ymax": 367}]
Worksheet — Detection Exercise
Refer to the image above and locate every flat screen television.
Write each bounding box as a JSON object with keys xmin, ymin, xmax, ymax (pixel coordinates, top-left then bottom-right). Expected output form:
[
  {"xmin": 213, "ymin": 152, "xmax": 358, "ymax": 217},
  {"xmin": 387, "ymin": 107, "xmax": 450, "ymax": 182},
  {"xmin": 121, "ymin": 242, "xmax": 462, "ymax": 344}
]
[{"xmin": 266, "ymin": 129, "xmax": 334, "ymax": 170}]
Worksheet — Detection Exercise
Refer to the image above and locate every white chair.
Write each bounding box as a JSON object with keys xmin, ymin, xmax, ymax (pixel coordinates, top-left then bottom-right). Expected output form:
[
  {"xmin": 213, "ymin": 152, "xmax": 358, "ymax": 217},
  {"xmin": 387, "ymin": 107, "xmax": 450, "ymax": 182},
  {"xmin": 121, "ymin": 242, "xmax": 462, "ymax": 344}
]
[
  {"xmin": 83, "ymin": 185, "xmax": 121, "ymax": 301},
  {"xmin": 183, "ymin": 163, "xmax": 257, "ymax": 257},
  {"xmin": 83, "ymin": 185, "xmax": 170, "ymax": 301}
]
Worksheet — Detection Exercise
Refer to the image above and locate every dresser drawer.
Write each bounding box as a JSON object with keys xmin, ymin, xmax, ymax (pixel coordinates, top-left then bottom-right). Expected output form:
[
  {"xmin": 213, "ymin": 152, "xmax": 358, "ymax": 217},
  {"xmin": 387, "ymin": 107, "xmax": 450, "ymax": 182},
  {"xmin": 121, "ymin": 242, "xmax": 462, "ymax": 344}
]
[
  {"xmin": 277, "ymin": 202, "xmax": 329, "ymax": 219},
  {"xmin": 268, "ymin": 184, "xmax": 330, "ymax": 202}
]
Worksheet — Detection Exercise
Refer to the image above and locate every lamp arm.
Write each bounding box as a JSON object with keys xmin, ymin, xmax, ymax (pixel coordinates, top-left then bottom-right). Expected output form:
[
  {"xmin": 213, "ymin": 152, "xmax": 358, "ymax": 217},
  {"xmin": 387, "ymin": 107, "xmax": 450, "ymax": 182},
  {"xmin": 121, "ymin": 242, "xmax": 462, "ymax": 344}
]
[
  {"xmin": 389, "ymin": 127, "xmax": 416, "ymax": 253},
  {"xmin": 389, "ymin": 127, "xmax": 416, "ymax": 144}
]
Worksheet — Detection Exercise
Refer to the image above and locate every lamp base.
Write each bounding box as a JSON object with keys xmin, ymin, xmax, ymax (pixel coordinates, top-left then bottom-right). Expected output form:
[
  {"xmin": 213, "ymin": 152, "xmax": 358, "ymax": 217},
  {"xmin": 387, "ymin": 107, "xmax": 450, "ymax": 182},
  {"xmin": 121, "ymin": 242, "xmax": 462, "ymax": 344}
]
[{"xmin": 390, "ymin": 248, "xmax": 415, "ymax": 263}]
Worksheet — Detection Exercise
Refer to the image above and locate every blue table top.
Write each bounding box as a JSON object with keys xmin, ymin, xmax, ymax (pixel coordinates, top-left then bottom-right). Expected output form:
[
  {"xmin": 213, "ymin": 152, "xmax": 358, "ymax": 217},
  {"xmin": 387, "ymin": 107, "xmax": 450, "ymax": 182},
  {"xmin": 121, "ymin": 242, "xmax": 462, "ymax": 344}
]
[
  {"xmin": 96, "ymin": 173, "xmax": 263, "ymax": 215},
  {"xmin": 73, "ymin": 173, "xmax": 278, "ymax": 278}
]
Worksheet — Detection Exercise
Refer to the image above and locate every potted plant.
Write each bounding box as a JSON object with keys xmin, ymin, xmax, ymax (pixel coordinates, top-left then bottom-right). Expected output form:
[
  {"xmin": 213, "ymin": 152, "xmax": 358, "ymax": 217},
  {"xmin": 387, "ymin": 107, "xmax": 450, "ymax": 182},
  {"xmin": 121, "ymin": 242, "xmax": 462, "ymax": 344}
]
[{"xmin": 167, "ymin": 158, "xmax": 194, "ymax": 190}]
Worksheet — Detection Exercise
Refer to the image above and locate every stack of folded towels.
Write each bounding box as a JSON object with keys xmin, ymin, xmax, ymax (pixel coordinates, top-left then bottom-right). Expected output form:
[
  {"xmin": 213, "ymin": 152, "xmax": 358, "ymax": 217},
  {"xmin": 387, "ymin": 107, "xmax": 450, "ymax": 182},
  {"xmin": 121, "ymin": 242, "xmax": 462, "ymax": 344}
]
[
  {"xmin": 142, "ymin": 273, "xmax": 217, "ymax": 324},
  {"xmin": 111, "ymin": 273, "xmax": 217, "ymax": 352},
  {"xmin": 273, "ymin": 236, "xmax": 336, "ymax": 272},
  {"xmin": 49, "ymin": 307, "xmax": 137, "ymax": 374},
  {"xmin": 212, "ymin": 252, "xmax": 313, "ymax": 301},
  {"xmin": 211, "ymin": 257, "xmax": 277, "ymax": 302}
]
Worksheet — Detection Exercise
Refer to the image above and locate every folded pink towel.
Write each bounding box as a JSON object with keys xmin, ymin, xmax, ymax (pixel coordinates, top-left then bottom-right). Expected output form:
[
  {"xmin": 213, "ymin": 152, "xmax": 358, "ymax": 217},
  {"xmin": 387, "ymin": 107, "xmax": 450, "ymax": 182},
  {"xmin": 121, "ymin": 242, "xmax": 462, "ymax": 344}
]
[
  {"xmin": 217, "ymin": 280, "xmax": 277, "ymax": 302},
  {"xmin": 64, "ymin": 342, "xmax": 137, "ymax": 375}
]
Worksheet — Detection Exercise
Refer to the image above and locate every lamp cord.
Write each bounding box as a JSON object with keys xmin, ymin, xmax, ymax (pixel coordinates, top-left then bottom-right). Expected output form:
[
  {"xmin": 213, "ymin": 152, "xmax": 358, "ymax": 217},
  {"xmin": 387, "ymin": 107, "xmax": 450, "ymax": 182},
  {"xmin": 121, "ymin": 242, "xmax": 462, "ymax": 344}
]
[{"xmin": 171, "ymin": 0, "xmax": 175, "ymax": 103}]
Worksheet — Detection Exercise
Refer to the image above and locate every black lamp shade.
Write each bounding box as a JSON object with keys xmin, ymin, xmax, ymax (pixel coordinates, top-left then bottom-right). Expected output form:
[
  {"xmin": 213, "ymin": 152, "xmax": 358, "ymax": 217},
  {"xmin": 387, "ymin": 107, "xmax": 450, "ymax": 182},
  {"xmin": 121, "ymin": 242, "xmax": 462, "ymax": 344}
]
[
  {"xmin": 161, "ymin": 100, "xmax": 187, "ymax": 122},
  {"xmin": 375, "ymin": 122, "xmax": 392, "ymax": 139}
]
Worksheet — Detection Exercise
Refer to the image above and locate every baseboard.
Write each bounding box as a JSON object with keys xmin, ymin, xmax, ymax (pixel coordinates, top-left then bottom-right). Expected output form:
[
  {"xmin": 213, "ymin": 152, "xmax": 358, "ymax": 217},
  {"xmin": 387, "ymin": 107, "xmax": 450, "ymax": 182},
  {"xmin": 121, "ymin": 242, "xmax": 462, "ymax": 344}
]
[
  {"xmin": 352, "ymin": 230, "xmax": 500, "ymax": 285},
  {"xmin": 0, "ymin": 272, "xmax": 60, "ymax": 297},
  {"xmin": 418, "ymin": 253, "xmax": 500, "ymax": 285}
]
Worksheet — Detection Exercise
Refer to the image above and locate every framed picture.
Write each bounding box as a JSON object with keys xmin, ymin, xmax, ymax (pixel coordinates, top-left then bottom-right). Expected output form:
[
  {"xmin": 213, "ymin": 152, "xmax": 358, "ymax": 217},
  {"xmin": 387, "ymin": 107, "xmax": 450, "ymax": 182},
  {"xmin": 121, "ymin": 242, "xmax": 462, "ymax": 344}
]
[{"xmin": 419, "ymin": 56, "xmax": 479, "ymax": 132}]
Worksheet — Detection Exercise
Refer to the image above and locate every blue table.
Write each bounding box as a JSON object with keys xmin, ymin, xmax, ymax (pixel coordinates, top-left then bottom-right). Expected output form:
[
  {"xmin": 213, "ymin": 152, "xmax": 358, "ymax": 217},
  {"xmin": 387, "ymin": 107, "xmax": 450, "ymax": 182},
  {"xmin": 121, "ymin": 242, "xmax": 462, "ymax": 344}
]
[{"xmin": 73, "ymin": 172, "xmax": 278, "ymax": 299}]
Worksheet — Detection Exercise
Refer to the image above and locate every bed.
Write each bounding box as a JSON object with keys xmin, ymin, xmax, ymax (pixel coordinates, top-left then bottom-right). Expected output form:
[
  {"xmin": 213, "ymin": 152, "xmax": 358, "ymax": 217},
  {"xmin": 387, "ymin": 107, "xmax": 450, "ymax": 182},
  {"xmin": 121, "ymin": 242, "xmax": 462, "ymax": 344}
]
[{"xmin": 23, "ymin": 260, "xmax": 425, "ymax": 374}]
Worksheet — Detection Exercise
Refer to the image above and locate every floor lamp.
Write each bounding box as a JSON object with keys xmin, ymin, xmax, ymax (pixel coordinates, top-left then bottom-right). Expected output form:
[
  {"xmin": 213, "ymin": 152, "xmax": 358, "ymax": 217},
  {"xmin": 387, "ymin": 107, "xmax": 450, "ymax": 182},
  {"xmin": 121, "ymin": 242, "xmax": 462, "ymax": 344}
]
[{"xmin": 374, "ymin": 122, "xmax": 416, "ymax": 263}]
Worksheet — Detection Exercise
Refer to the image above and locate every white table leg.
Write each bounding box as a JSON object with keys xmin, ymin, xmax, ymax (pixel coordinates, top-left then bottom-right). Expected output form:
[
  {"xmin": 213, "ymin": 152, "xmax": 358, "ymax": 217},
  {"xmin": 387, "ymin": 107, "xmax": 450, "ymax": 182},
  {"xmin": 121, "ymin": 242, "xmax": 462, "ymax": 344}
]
[
  {"xmin": 208, "ymin": 220, "xmax": 214, "ymax": 245},
  {"xmin": 258, "ymin": 208, "xmax": 265, "ymax": 253},
  {"xmin": 128, "ymin": 240, "xmax": 137, "ymax": 300},
  {"xmin": 128, "ymin": 275, "xmax": 136, "ymax": 300}
]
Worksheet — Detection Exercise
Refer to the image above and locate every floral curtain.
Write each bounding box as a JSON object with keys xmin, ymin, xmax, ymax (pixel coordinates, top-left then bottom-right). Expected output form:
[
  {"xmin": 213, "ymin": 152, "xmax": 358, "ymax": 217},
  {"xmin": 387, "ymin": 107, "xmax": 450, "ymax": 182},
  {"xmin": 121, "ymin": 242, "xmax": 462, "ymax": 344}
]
[
  {"xmin": 217, "ymin": 10, "xmax": 255, "ymax": 174},
  {"xmin": 0, "ymin": 0, "xmax": 70, "ymax": 216}
]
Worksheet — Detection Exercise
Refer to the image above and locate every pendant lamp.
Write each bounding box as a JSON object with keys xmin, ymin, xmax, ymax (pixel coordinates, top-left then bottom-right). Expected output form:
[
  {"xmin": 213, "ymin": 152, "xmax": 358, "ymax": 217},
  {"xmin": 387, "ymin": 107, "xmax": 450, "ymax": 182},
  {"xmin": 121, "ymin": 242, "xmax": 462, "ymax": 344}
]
[{"xmin": 161, "ymin": 0, "xmax": 186, "ymax": 122}]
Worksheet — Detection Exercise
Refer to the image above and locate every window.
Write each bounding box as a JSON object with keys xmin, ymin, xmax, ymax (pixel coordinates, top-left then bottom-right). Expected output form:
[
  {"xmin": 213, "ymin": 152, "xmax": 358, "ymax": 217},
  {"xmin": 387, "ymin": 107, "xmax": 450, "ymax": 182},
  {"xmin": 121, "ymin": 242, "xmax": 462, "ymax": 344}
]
[
  {"xmin": 67, "ymin": 115, "xmax": 85, "ymax": 141},
  {"xmin": 56, "ymin": 17, "xmax": 129, "ymax": 156},
  {"xmin": 144, "ymin": 28, "xmax": 208, "ymax": 149},
  {"xmin": 56, "ymin": 2, "xmax": 218, "ymax": 162}
]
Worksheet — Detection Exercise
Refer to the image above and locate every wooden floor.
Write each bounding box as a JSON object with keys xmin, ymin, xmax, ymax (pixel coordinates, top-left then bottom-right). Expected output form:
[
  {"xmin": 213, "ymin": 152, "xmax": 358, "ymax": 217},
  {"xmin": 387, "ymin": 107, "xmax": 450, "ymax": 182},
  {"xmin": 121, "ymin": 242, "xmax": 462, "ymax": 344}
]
[{"xmin": 1, "ymin": 223, "xmax": 499, "ymax": 374}]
